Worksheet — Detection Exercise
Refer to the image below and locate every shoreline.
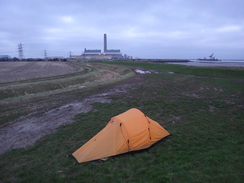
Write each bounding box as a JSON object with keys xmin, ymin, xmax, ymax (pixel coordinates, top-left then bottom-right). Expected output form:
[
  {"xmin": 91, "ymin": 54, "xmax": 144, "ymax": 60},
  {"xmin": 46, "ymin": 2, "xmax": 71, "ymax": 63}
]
[{"xmin": 168, "ymin": 61, "xmax": 244, "ymax": 67}]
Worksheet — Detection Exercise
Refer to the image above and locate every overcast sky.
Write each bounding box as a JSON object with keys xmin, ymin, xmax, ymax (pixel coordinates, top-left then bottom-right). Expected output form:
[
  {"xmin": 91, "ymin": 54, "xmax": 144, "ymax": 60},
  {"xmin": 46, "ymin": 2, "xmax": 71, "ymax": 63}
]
[{"xmin": 0, "ymin": 0, "xmax": 244, "ymax": 59}]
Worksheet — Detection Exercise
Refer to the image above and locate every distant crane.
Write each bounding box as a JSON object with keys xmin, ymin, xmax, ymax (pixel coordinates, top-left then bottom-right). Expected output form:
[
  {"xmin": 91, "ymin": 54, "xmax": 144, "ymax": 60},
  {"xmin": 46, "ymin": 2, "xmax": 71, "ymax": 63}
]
[
  {"xmin": 209, "ymin": 53, "xmax": 214, "ymax": 59},
  {"xmin": 197, "ymin": 53, "xmax": 221, "ymax": 61}
]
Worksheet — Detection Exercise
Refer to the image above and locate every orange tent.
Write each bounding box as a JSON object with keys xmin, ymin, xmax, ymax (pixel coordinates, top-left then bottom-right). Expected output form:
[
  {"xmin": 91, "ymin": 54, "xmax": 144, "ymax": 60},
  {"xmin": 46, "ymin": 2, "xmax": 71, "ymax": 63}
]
[{"xmin": 72, "ymin": 108, "xmax": 170, "ymax": 163}]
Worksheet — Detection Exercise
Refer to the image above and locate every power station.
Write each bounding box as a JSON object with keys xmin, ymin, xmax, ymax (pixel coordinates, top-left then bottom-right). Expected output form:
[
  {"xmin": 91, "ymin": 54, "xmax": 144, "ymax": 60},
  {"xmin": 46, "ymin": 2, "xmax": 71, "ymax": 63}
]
[{"xmin": 82, "ymin": 34, "xmax": 123, "ymax": 59}]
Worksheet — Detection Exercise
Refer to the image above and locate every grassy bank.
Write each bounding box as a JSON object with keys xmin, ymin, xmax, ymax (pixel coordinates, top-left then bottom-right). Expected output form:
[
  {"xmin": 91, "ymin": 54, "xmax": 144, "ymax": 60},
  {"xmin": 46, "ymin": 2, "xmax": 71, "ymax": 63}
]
[
  {"xmin": 0, "ymin": 62, "xmax": 243, "ymax": 182},
  {"xmin": 0, "ymin": 63, "xmax": 132, "ymax": 101},
  {"xmin": 0, "ymin": 63, "xmax": 134, "ymax": 126}
]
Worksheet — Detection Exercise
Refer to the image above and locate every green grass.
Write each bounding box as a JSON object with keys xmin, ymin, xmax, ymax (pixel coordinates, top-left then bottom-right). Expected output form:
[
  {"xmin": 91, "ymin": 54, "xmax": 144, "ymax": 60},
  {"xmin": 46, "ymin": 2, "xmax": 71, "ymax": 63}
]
[
  {"xmin": 101, "ymin": 61, "xmax": 244, "ymax": 79},
  {"xmin": 0, "ymin": 107, "xmax": 26, "ymax": 126},
  {"xmin": 0, "ymin": 62, "xmax": 243, "ymax": 182}
]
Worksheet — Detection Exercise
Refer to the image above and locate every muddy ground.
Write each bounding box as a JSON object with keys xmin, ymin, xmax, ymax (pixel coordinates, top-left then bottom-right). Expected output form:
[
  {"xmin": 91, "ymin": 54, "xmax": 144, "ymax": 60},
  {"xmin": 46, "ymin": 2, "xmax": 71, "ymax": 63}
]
[{"xmin": 0, "ymin": 73, "xmax": 144, "ymax": 154}]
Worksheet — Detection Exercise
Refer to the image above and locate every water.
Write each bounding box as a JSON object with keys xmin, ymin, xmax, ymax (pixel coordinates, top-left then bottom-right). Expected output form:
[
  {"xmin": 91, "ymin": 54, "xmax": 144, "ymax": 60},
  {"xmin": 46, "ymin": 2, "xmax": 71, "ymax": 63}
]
[
  {"xmin": 171, "ymin": 60, "xmax": 244, "ymax": 67},
  {"xmin": 221, "ymin": 59, "xmax": 244, "ymax": 62}
]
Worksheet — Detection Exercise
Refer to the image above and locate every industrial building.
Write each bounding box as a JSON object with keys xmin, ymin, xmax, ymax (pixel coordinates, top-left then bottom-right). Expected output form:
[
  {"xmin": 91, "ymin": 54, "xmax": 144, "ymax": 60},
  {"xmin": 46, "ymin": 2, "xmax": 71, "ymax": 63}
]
[{"xmin": 82, "ymin": 34, "xmax": 123, "ymax": 60}]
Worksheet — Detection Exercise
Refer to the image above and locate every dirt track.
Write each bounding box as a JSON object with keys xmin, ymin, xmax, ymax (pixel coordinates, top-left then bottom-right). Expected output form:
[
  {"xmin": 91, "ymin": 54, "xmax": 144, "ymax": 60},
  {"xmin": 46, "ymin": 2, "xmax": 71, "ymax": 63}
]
[
  {"xmin": 0, "ymin": 93, "xmax": 112, "ymax": 153},
  {"xmin": 0, "ymin": 62, "xmax": 82, "ymax": 83},
  {"xmin": 0, "ymin": 62, "xmax": 142, "ymax": 154},
  {"xmin": 0, "ymin": 74, "xmax": 142, "ymax": 154}
]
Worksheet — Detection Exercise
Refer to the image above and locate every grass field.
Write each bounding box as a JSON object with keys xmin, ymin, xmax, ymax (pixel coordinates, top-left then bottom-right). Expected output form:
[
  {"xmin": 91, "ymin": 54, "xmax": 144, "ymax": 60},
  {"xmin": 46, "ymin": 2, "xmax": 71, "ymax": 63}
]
[{"xmin": 0, "ymin": 61, "xmax": 243, "ymax": 182}]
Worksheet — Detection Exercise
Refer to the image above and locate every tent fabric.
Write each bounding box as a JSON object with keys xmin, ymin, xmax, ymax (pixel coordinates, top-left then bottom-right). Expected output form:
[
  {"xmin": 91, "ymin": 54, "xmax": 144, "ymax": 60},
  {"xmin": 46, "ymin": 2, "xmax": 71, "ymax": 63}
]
[{"xmin": 72, "ymin": 108, "xmax": 170, "ymax": 163}]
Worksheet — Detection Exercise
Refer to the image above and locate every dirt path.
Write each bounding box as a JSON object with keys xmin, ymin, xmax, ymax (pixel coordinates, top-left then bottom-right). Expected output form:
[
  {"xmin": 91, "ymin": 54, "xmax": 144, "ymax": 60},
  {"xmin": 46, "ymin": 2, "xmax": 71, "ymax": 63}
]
[{"xmin": 0, "ymin": 74, "xmax": 143, "ymax": 154}]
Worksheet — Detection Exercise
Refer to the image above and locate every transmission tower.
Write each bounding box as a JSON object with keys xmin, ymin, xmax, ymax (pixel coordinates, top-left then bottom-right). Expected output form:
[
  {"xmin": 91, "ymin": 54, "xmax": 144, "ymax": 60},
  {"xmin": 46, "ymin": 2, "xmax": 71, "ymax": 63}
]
[
  {"xmin": 44, "ymin": 49, "xmax": 47, "ymax": 60},
  {"xmin": 18, "ymin": 43, "xmax": 24, "ymax": 60}
]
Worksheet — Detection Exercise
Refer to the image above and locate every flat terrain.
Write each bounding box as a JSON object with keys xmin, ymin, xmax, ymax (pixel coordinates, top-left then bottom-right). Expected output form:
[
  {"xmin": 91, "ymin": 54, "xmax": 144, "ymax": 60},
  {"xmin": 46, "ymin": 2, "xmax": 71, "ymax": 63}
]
[
  {"xmin": 170, "ymin": 61, "xmax": 244, "ymax": 67},
  {"xmin": 0, "ymin": 61, "xmax": 243, "ymax": 182},
  {"xmin": 0, "ymin": 61, "xmax": 83, "ymax": 83}
]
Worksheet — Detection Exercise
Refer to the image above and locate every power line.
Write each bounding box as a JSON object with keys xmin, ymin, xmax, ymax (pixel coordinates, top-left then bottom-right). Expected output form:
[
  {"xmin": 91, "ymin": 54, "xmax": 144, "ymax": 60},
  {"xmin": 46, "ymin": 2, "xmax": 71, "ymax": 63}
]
[{"xmin": 44, "ymin": 49, "xmax": 47, "ymax": 60}]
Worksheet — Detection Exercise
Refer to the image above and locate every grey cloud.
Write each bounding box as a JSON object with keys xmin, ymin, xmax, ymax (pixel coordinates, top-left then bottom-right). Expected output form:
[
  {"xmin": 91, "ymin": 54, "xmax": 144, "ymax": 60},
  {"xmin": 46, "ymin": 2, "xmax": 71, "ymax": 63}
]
[{"xmin": 0, "ymin": 0, "xmax": 243, "ymax": 59}]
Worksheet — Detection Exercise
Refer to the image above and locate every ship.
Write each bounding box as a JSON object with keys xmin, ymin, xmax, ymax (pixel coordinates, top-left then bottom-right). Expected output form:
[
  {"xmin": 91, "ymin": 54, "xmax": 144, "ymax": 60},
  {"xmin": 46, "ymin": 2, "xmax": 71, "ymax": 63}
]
[{"xmin": 197, "ymin": 53, "xmax": 221, "ymax": 61}]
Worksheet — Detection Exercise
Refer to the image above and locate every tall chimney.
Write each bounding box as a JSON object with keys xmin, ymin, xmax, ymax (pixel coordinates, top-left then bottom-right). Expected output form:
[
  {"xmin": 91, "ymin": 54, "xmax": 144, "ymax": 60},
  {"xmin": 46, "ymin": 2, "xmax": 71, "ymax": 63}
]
[{"xmin": 104, "ymin": 34, "xmax": 107, "ymax": 52}]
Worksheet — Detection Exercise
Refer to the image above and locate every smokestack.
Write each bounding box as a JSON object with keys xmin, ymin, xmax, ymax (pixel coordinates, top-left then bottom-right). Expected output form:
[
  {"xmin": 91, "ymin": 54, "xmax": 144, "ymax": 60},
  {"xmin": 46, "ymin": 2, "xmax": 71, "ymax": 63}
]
[{"xmin": 104, "ymin": 34, "xmax": 107, "ymax": 52}]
